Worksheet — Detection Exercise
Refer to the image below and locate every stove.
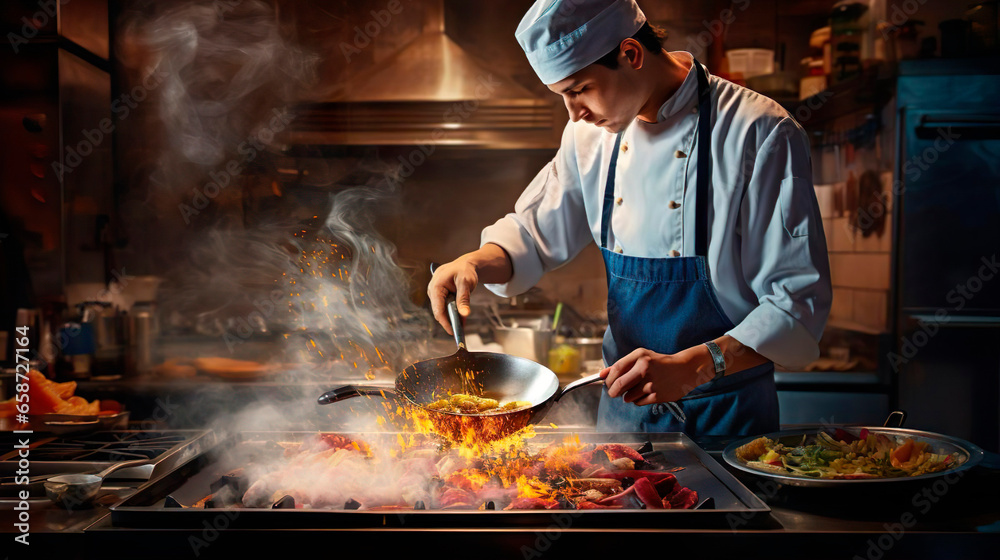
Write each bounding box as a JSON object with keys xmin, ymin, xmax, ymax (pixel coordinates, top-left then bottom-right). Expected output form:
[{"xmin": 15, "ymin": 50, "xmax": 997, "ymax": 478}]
[
  {"xmin": 109, "ymin": 431, "xmax": 772, "ymax": 530},
  {"xmin": 0, "ymin": 430, "xmax": 217, "ymax": 482}
]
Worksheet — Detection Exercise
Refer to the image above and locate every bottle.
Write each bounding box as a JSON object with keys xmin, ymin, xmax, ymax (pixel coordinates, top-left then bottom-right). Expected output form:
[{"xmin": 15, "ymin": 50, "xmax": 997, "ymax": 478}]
[{"xmin": 830, "ymin": 0, "xmax": 870, "ymax": 83}]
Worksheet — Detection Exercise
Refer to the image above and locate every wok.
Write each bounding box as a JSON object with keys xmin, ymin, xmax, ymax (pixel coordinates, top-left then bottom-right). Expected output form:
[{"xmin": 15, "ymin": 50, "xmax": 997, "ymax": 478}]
[{"xmin": 317, "ymin": 300, "xmax": 603, "ymax": 442}]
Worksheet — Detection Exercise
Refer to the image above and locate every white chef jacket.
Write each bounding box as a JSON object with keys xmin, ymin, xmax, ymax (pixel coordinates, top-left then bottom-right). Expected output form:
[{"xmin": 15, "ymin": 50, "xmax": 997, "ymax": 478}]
[{"xmin": 481, "ymin": 52, "xmax": 832, "ymax": 369}]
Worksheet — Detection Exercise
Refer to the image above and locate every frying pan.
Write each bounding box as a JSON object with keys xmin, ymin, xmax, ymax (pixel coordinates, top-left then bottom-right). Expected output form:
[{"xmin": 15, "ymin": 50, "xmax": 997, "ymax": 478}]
[
  {"xmin": 317, "ymin": 300, "xmax": 603, "ymax": 442},
  {"xmin": 722, "ymin": 411, "xmax": 986, "ymax": 488}
]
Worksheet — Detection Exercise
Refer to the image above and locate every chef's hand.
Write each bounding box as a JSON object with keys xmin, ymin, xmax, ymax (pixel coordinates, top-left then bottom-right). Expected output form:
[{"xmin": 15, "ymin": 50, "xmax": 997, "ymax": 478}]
[
  {"xmin": 600, "ymin": 346, "xmax": 714, "ymax": 406},
  {"xmin": 427, "ymin": 243, "xmax": 514, "ymax": 335},
  {"xmin": 427, "ymin": 259, "xmax": 479, "ymax": 336}
]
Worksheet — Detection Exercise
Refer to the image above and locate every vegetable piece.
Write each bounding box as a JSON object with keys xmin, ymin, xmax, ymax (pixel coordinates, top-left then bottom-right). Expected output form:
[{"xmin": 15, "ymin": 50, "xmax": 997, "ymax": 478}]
[
  {"xmin": 505, "ymin": 497, "xmax": 560, "ymax": 510},
  {"xmin": 631, "ymin": 477, "xmax": 663, "ymax": 509},
  {"xmin": 667, "ymin": 487, "xmax": 698, "ymax": 509},
  {"xmin": 576, "ymin": 501, "xmax": 623, "ymax": 509},
  {"xmin": 735, "ymin": 437, "xmax": 772, "ymax": 462},
  {"xmin": 891, "ymin": 439, "xmax": 915, "ymax": 467},
  {"xmin": 596, "ymin": 485, "xmax": 640, "ymax": 508},
  {"xmin": 595, "ymin": 443, "xmax": 644, "ymax": 462},
  {"xmin": 27, "ymin": 370, "xmax": 64, "ymax": 415}
]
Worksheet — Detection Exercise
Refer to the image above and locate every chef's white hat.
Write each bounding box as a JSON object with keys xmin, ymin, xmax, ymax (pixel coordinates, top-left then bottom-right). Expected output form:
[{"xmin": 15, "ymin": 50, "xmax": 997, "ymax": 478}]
[{"xmin": 515, "ymin": 0, "xmax": 647, "ymax": 85}]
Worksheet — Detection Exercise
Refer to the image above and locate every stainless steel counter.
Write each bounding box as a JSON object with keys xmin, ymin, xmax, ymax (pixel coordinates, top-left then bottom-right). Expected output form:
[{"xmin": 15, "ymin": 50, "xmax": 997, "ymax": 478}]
[{"xmin": 2, "ymin": 432, "xmax": 997, "ymax": 559}]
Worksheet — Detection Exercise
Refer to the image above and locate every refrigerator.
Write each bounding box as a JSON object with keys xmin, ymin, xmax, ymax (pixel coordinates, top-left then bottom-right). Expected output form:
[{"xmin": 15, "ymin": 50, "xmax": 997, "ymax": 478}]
[{"xmin": 894, "ymin": 58, "xmax": 1000, "ymax": 453}]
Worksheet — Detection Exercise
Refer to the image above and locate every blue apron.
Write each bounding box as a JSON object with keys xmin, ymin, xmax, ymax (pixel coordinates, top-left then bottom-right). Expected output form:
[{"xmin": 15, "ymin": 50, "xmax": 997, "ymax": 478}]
[{"xmin": 595, "ymin": 60, "xmax": 779, "ymax": 437}]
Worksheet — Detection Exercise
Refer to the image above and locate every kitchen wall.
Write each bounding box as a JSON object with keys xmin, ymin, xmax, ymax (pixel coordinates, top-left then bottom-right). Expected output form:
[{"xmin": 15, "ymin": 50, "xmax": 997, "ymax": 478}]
[{"xmin": 4, "ymin": 0, "xmax": 973, "ymax": 335}]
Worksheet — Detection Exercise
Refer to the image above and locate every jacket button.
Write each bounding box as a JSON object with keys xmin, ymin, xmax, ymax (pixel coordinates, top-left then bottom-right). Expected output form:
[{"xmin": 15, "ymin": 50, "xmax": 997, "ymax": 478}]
[
  {"xmin": 614, "ymin": 246, "xmax": 623, "ymax": 254},
  {"xmin": 668, "ymin": 200, "xmax": 680, "ymax": 209},
  {"xmin": 615, "ymin": 197, "xmax": 623, "ymax": 205},
  {"xmin": 669, "ymin": 250, "xmax": 680, "ymax": 257},
  {"xmin": 674, "ymin": 150, "xmax": 687, "ymax": 158},
  {"xmin": 621, "ymin": 142, "xmax": 629, "ymax": 153}
]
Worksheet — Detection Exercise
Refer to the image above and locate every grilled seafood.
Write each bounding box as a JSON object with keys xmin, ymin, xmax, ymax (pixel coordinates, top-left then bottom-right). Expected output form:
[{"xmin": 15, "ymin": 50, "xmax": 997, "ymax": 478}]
[
  {"xmin": 214, "ymin": 434, "xmax": 700, "ymax": 511},
  {"xmin": 424, "ymin": 393, "xmax": 531, "ymax": 414}
]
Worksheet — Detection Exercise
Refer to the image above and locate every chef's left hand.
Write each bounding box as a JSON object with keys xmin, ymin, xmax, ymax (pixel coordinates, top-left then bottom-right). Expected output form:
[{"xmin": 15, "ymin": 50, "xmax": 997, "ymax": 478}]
[{"xmin": 600, "ymin": 347, "xmax": 709, "ymax": 406}]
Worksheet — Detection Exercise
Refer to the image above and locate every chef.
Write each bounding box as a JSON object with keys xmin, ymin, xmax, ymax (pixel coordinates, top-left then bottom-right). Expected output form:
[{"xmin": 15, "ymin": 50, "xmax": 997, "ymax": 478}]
[{"xmin": 427, "ymin": 0, "xmax": 831, "ymax": 437}]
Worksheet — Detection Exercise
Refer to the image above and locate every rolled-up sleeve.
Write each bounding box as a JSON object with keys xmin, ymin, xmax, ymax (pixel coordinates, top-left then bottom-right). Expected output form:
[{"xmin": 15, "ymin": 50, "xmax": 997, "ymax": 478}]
[
  {"xmin": 481, "ymin": 124, "xmax": 593, "ymax": 297},
  {"xmin": 726, "ymin": 118, "xmax": 832, "ymax": 369}
]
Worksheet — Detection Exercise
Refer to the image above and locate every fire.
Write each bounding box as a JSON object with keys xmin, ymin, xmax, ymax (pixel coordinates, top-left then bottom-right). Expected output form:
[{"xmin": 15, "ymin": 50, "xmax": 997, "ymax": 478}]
[
  {"xmin": 389, "ymin": 401, "xmax": 536, "ymax": 459},
  {"xmin": 514, "ymin": 475, "xmax": 552, "ymax": 499}
]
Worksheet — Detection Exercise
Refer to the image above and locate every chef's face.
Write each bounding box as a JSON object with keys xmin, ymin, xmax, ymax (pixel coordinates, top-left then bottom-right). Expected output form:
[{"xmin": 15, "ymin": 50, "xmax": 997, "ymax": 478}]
[{"xmin": 547, "ymin": 51, "xmax": 645, "ymax": 133}]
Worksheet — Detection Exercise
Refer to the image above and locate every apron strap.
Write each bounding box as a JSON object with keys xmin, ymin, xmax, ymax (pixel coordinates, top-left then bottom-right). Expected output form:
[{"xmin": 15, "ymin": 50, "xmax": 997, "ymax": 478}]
[
  {"xmin": 600, "ymin": 132, "xmax": 623, "ymax": 250},
  {"xmin": 600, "ymin": 59, "xmax": 713, "ymax": 255},
  {"xmin": 693, "ymin": 59, "xmax": 712, "ymax": 258}
]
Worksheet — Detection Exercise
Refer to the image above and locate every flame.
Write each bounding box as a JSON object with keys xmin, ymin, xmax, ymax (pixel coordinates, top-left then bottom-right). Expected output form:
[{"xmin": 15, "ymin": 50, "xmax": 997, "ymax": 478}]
[{"xmin": 514, "ymin": 475, "xmax": 552, "ymax": 499}]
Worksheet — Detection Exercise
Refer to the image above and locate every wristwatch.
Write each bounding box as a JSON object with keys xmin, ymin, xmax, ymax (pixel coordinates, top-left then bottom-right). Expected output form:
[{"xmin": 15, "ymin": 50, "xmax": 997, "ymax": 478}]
[{"xmin": 704, "ymin": 341, "xmax": 726, "ymax": 382}]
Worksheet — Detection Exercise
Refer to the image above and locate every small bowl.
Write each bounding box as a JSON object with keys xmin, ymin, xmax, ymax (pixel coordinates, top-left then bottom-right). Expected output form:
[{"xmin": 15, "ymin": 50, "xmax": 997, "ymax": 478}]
[
  {"xmin": 30, "ymin": 410, "xmax": 129, "ymax": 434},
  {"xmin": 44, "ymin": 474, "xmax": 102, "ymax": 509}
]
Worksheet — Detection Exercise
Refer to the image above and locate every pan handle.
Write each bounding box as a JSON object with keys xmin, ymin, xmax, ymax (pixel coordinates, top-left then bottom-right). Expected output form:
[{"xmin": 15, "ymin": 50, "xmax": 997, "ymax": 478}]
[
  {"xmin": 317, "ymin": 385, "xmax": 397, "ymax": 405},
  {"xmin": 447, "ymin": 301, "xmax": 466, "ymax": 351},
  {"xmin": 883, "ymin": 410, "xmax": 907, "ymax": 428},
  {"xmin": 554, "ymin": 372, "xmax": 605, "ymax": 402},
  {"xmin": 429, "ymin": 262, "xmax": 467, "ymax": 351}
]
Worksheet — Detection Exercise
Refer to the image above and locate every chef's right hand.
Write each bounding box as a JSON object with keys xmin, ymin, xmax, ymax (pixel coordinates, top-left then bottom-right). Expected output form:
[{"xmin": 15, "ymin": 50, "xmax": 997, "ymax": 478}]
[{"xmin": 428, "ymin": 258, "xmax": 479, "ymax": 336}]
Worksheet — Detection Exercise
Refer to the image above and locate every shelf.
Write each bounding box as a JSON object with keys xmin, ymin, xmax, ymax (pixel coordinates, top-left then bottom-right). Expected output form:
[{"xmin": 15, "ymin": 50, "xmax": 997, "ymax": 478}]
[{"xmin": 774, "ymin": 64, "xmax": 896, "ymax": 128}]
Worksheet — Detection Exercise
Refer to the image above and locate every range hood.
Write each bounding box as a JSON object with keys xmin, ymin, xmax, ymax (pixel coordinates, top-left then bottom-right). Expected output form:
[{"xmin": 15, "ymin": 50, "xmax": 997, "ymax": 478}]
[{"xmin": 286, "ymin": 0, "xmax": 557, "ymax": 149}]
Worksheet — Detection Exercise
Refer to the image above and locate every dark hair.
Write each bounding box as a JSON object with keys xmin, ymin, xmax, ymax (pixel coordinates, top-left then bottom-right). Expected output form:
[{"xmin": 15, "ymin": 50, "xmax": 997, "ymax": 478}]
[{"xmin": 592, "ymin": 22, "xmax": 668, "ymax": 69}]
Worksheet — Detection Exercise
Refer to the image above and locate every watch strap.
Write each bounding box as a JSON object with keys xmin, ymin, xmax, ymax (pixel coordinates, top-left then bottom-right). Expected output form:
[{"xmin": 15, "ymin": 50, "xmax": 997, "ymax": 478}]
[{"xmin": 704, "ymin": 341, "xmax": 726, "ymax": 381}]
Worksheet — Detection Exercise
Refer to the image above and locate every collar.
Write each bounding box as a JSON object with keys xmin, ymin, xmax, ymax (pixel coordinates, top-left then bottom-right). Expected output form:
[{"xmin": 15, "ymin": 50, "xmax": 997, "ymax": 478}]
[{"xmin": 651, "ymin": 51, "xmax": 702, "ymax": 123}]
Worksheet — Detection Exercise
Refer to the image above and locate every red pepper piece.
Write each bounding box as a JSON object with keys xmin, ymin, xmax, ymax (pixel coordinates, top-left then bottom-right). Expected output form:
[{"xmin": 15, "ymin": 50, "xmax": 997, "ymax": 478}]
[
  {"xmin": 595, "ymin": 470, "xmax": 678, "ymax": 497},
  {"xmin": 667, "ymin": 487, "xmax": 698, "ymax": 509},
  {"xmin": 439, "ymin": 488, "xmax": 475, "ymax": 508},
  {"xmin": 505, "ymin": 497, "xmax": 560, "ymax": 510},
  {"xmin": 595, "ymin": 470, "xmax": 676, "ymax": 485},
  {"xmin": 597, "ymin": 485, "xmax": 637, "ymax": 508},
  {"xmin": 631, "ymin": 477, "xmax": 664, "ymax": 509},
  {"xmin": 595, "ymin": 443, "xmax": 645, "ymax": 462},
  {"xmin": 834, "ymin": 428, "xmax": 860, "ymax": 444},
  {"xmin": 577, "ymin": 501, "xmax": 624, "ymax": 509}
]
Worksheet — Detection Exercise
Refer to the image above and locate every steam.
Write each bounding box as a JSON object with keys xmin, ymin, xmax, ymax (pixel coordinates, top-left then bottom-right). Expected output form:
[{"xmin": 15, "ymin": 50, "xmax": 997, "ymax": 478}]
[
  {"xmin": 122, "ymin": 0, "xmax": 318, "ymax": 168},
  {"xmin": 116, "ymin": 4, "xmax": 595, "ymax": 509},
  {"xmin": 114, "ymin": 0, "xmax": 433, "ymax": 440}
]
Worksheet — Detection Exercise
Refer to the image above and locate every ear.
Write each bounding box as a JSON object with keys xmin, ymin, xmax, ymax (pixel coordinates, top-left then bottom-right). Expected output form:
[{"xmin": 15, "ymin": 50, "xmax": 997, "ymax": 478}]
[{"xmin": 620, "ymin": 38, "xmax": 644, "ymax": 70}]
